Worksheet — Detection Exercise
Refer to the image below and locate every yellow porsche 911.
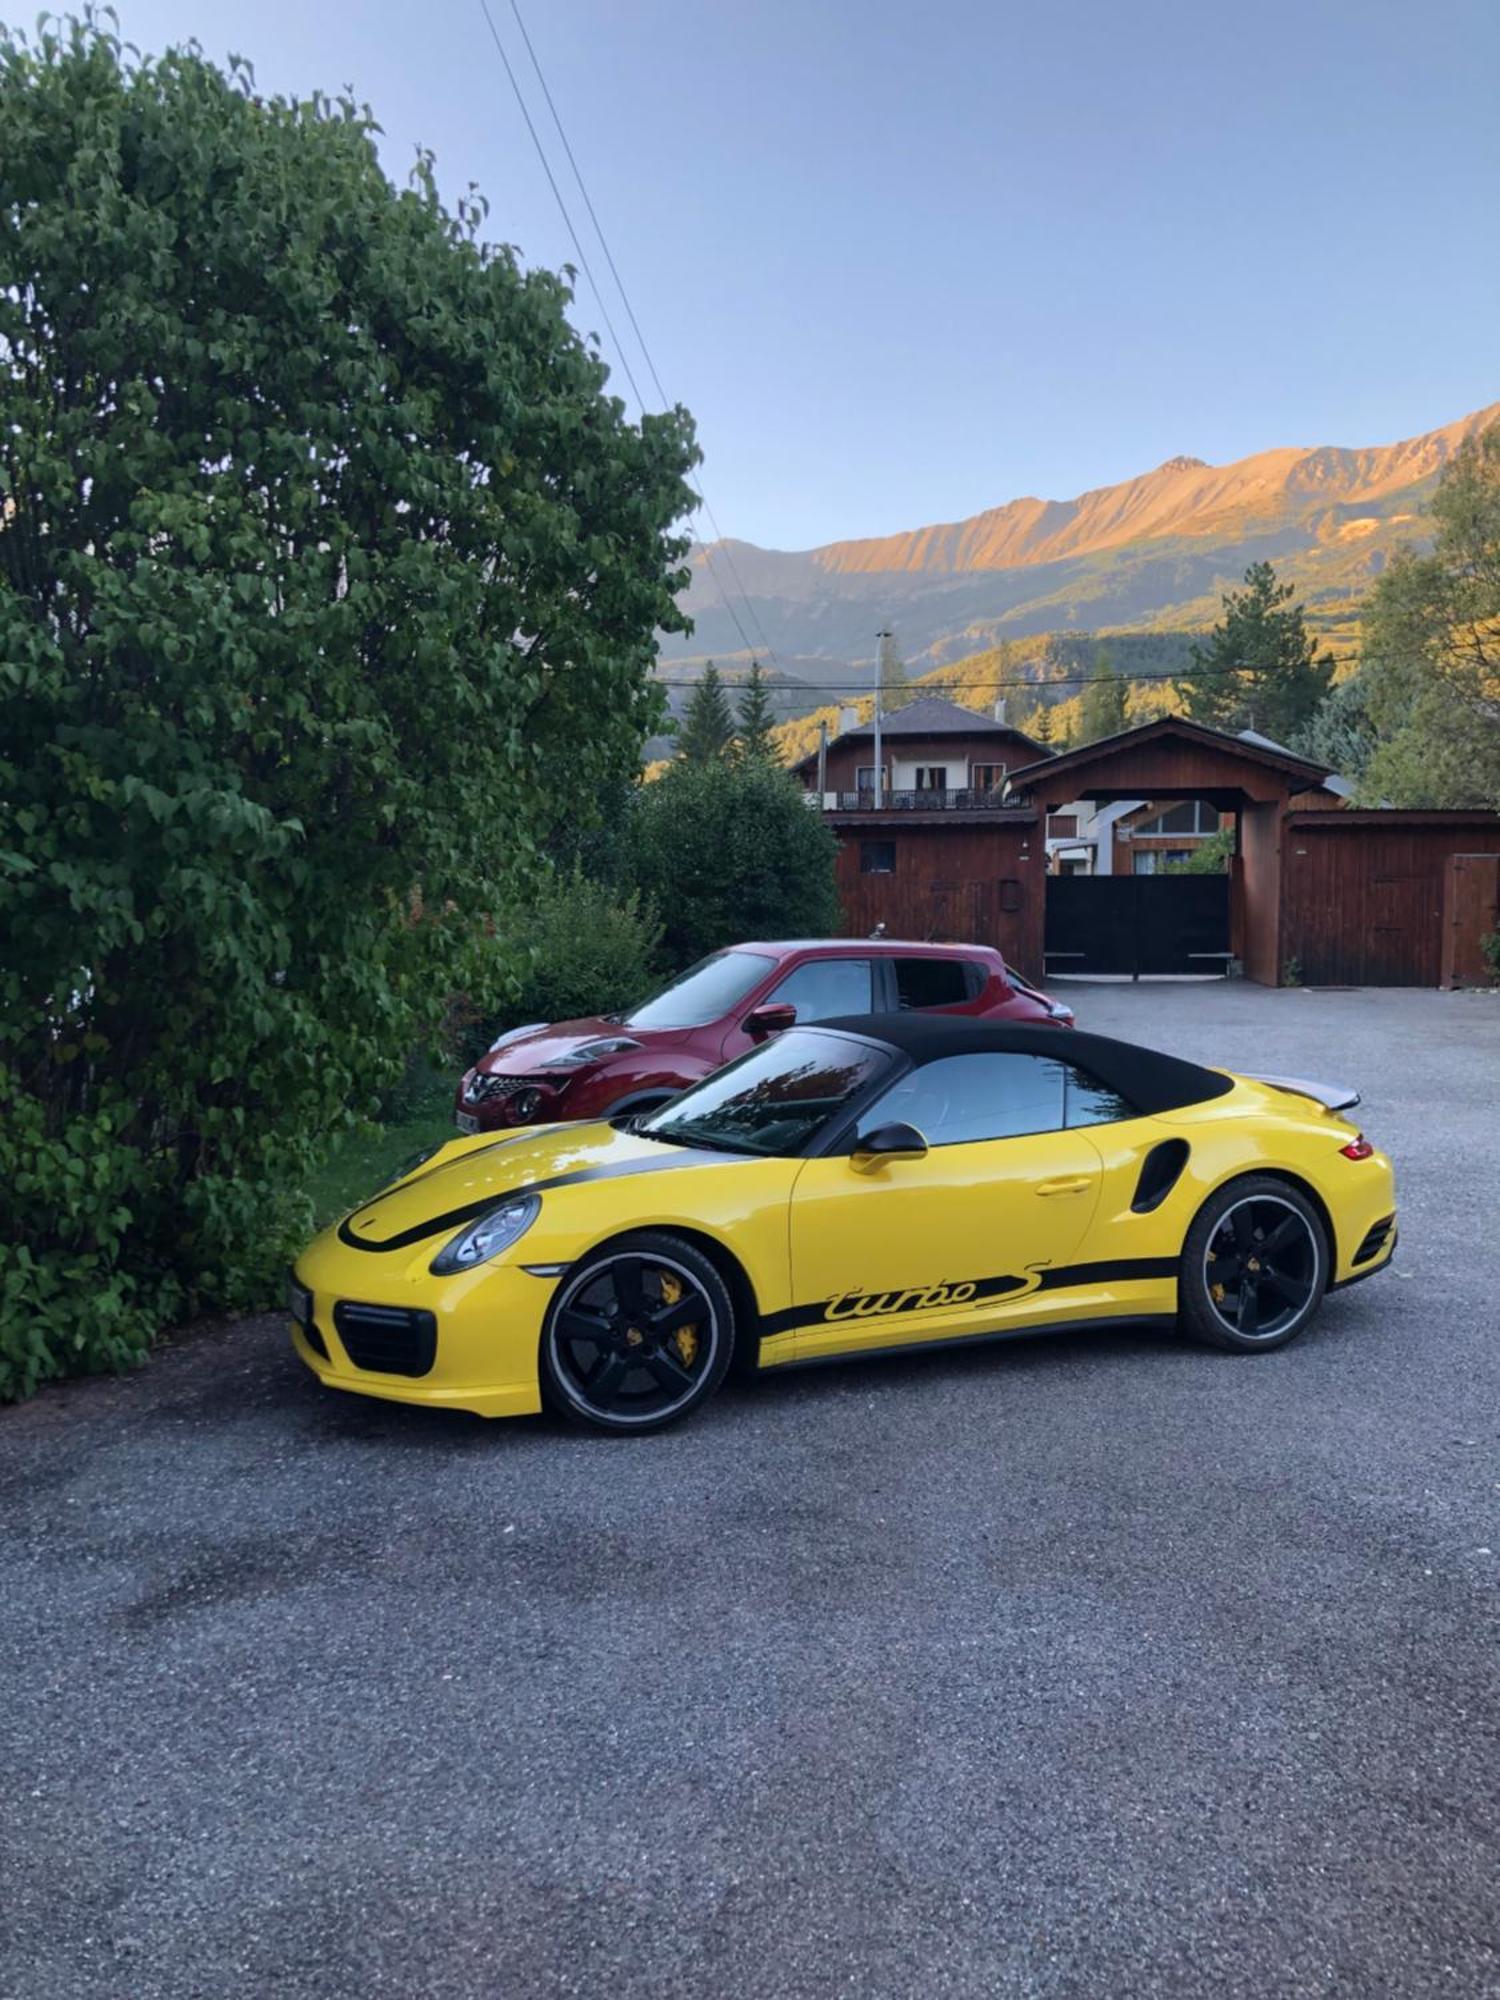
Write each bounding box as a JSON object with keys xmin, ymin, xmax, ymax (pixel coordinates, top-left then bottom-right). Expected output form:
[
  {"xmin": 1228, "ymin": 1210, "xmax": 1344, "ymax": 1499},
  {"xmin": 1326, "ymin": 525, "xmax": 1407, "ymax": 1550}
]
[{"xmin": 288, "ymin": 1016, "xmax": 1397, "ymax": 1434}]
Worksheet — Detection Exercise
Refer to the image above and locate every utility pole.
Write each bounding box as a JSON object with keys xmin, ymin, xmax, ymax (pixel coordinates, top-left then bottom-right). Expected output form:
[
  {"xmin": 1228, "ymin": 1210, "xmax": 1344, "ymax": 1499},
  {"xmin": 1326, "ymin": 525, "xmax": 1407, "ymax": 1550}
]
[
  {"xmin": 873, "ymin": 628, "xmax": 889, "ymax": 808},
  {"xmin": 816, "ymin": 718, "xmax": 828, "ymax": 803}
]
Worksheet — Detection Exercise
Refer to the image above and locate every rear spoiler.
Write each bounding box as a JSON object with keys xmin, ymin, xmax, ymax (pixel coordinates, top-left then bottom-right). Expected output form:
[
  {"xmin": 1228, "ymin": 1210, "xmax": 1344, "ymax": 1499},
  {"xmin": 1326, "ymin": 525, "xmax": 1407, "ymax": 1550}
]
[{"xmin": 1248, "ymin": 1072, "xmax": 1361, "ymax": 1114}]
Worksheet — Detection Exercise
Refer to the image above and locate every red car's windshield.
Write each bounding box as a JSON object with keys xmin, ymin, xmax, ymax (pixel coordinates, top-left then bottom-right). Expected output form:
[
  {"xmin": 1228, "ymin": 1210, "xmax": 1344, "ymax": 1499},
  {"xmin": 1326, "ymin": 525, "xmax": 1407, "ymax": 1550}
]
[{"xmin": 624, "ymin": 950, "xmax": 776, "ymax": 1031}]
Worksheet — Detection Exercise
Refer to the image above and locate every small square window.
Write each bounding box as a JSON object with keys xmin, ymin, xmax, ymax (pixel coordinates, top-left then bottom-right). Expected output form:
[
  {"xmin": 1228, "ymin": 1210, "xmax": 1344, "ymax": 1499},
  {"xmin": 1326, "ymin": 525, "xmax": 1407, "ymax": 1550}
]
[{"xmin": 860, "ymin": 840, "xmax": 896, "ymax": 875}]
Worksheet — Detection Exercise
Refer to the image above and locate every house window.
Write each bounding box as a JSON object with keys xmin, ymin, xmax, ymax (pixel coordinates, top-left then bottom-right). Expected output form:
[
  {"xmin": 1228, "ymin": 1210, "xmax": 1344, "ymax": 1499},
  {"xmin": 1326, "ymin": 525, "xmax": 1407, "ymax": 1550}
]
[
  {"xmin": 1134, "ymin": 800, "xmax": 1220, "ymax": 836},
  {"xmin": 973, "ymin": 763, "xmax": 1007, "ymax": 794},
  {"xmin": 914, "ymin": 766, "xmax": 949, "ymax": 792},
  {"xmin": 860, "ymin": 840, "xmax": 896, "ymax": 874},
  {"xmin": 855, "ymin": 764, "xmax": 890, "ymax": 795}
]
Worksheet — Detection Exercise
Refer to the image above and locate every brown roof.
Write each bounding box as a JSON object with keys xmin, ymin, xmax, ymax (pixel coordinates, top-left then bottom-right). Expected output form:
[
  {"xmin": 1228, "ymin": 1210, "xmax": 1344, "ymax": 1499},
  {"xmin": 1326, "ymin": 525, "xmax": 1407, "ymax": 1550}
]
[
  {"xmin": 793, "ymin": 694, "xmax": 1053, "ymax": 770},
  {"xmin": 1006, "ymin": 715, "xmax": 1334, "ymax": 793}
]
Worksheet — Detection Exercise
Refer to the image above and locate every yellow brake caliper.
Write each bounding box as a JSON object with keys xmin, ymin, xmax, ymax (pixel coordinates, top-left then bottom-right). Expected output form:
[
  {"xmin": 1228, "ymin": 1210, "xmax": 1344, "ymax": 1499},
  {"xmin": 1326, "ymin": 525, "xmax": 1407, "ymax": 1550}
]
[{"xmin": 658, "ymin": 1271, "xmax": 699, "ymax": 1368}]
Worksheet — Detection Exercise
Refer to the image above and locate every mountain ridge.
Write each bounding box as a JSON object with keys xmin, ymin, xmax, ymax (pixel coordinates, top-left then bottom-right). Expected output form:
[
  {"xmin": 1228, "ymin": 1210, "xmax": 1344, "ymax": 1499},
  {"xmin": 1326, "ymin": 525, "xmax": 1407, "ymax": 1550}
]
[{"xmin": 665, "ymin": 401, "xmax": 1499, "ymax": 679}]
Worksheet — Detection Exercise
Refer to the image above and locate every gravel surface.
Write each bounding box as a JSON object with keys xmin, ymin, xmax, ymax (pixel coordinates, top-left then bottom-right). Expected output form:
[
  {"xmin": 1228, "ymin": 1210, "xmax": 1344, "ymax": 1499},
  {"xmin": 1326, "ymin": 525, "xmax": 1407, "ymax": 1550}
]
[{"xmin": 3, "ymin": 982, "xmax": 1498, "ymax": 1999}]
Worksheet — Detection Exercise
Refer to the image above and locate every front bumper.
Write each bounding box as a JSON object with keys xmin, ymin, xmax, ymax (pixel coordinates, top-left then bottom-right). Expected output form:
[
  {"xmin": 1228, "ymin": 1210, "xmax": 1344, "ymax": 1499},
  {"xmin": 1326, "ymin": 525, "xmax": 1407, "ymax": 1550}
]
[{"xmin": 288, "ymin": 1242, "xmax": 552, "ymax": 1420}]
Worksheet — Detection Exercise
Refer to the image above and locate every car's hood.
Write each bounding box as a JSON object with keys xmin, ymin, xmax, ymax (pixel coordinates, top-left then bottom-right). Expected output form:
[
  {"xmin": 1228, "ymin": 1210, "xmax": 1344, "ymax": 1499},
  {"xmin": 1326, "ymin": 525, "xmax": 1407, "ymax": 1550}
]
[
  {"xmin": 476, "ymin": 1017, "xmax": 688, "ymax": 1076},
  {"xmin": 336, "ymin": 1120, "xmax": 706, "ymax": 1253}
]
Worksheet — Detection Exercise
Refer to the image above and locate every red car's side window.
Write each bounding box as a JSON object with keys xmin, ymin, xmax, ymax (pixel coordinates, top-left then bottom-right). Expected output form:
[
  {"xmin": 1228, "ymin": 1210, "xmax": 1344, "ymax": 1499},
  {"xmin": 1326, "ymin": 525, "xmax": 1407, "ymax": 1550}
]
[
  {"xmin": 890, "ymin": 957, "xmax": 973, "ymax": 1011},
  {"xmin": 767, "ymin": 956, "xmax": 875, "ymax": 1023}
]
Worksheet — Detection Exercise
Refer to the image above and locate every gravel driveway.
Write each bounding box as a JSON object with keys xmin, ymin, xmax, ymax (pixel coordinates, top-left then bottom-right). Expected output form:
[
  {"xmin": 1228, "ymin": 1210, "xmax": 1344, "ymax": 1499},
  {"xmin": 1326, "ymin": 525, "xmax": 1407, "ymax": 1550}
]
[{"xmin": 3, "ymin": 982, "xmax": 1497, "ymax": 1999}]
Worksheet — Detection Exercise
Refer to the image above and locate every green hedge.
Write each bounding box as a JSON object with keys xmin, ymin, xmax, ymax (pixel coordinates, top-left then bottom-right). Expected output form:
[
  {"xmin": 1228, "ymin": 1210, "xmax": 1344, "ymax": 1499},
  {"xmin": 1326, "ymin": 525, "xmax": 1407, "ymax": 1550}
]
[{"xmin": 0, "ymin": 20, "xmax": 694, "ymax": 1398}]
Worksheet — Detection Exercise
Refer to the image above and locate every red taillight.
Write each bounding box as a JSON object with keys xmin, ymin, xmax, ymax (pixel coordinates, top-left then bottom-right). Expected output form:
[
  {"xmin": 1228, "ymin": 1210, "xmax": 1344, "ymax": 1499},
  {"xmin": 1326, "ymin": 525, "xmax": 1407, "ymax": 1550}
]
[{"xmin": 1339, "ymin": 1136, "xmax": 1374, "ymax": 1160}]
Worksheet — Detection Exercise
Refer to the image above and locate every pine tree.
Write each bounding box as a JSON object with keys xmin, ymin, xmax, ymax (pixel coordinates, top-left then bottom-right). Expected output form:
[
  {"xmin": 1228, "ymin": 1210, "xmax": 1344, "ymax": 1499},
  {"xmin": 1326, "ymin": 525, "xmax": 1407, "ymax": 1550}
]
[
  {"xmin": 877, "ymin": 628, "xmax": 912, "ymax": 712},
  {"xmin": 1079, "ymin": 644, "xmax": 1128, "ymax": 743},
  {"xmin": 676, "ymin": 662, "xmax": 736, "ymax": 764},
  {"xmin": 734, "ymin": 658, "xmax": 778, "ymax": 762},
  {"xmin": 1030, "ymin": 701, "xmax": 1055, "ymax": 747},
  {"xmin": 1180, "ymin": 562, "xmax": 1335, "ymax": 741}
]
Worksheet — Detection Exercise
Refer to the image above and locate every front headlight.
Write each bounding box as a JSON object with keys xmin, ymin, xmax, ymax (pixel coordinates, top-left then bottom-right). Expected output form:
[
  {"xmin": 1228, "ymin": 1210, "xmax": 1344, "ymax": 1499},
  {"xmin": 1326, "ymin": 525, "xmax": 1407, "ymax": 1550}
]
[
  {"xmin": 541, "ymin": 1036, "xmax": 640, "ymax": 1069},
  {"xmin": 429, "ymin": 1194, "xmax": 541, "ymax": 1275}
]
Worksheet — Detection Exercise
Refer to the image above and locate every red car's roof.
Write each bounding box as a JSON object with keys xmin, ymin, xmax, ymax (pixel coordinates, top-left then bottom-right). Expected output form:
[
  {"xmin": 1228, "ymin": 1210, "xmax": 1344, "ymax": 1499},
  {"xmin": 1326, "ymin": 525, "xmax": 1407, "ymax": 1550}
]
[{"xmin": 733, "ymin": 939, "xmax": 1002, "ymax": 959}]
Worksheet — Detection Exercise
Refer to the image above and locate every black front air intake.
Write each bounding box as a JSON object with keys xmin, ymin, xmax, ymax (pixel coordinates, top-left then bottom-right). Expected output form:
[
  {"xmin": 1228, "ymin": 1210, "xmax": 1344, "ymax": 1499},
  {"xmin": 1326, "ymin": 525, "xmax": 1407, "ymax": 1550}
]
[{"xmin": 332, "ymin": 1302, "xmax": 438, "ymax": 1377}]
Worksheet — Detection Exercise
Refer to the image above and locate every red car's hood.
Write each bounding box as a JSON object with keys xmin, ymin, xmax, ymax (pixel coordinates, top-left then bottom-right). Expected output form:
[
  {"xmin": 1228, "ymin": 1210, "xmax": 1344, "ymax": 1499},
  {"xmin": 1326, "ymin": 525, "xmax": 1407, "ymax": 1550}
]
[{"xmin": 476, "ymin": 1016, "xmax": 689, "ymax": 1076}]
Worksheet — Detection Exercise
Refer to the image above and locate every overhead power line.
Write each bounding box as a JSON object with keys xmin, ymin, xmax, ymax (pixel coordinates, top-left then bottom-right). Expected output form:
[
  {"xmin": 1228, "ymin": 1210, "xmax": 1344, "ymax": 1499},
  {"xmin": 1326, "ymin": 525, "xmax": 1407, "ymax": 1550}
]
[
  {"xmin": 656, "ymin": 663, "xmax": 1317, "ymax": 692},
  {"xmin": 477, "ymin": 0, "xmax": 777, "ymax": 671}
]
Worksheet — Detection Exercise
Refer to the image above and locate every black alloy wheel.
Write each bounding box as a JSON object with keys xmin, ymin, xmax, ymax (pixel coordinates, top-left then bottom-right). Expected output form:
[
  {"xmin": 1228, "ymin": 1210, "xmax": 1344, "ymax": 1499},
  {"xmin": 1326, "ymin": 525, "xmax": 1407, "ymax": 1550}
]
[
  {"xmin": 540, "ymin": 1231, "xmax": 735, "ymax": 1433},
  {"xmin": 1179, "ymin": 1176, "xmax": 1328, "ymax": 1352}
]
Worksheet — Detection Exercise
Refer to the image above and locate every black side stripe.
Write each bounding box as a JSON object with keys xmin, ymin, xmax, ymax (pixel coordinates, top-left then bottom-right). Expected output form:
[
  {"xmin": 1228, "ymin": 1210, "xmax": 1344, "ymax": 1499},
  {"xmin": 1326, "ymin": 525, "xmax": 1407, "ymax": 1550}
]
[
  {"xmin": 761, "ymin": 1256, "xmax": 1177, "ymax": 1337},
  {"xmin": 337, "ymin": 1149, "xmax": 749, "ymax": 1253},
  {"xmin": 1036, "ymin": 1257, "xmax": 1177, "ymax": 1289}
]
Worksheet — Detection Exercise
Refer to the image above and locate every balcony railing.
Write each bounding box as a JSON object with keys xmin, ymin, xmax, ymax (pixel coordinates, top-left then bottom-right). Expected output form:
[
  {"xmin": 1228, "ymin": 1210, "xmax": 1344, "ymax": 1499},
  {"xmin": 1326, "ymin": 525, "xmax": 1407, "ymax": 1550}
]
[{"xmin": 826, "ymin": 786, "xmax": 1012, "ymax": 813}]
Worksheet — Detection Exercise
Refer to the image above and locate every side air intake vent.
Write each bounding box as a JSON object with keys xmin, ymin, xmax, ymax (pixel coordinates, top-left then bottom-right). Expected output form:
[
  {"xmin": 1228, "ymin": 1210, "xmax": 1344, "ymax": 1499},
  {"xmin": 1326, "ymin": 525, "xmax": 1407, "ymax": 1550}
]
[{"xmin": 1132, "ymin": 1139, "xmax": 1190, "ymax": 1214}]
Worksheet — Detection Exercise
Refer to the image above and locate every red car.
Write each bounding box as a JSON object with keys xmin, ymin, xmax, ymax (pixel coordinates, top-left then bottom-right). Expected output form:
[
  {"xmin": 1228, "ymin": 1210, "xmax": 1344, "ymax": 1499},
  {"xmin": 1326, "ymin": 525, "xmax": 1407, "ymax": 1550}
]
[{"xmin": 455, "ymin": 939, "xmax": 1074, "ymax": 1134}]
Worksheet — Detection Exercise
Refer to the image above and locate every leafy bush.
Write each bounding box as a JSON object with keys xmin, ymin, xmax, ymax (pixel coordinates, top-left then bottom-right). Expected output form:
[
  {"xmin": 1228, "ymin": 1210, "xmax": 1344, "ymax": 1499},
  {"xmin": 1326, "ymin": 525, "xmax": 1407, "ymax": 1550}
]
[
  {"xmin": 0, "ymin": 21, "xmax": 694, "ymax": 1398},
  {"xmin": 628, "ymin": 757, "xmax": 841, "ymax": 966},
  {"xmin": 1162, "ymin": 826, "xmax": 1235, "ymax": 875},
  {"xmin": 474, "ymin": 867, "xmax": 664, "ymax": 1049}
]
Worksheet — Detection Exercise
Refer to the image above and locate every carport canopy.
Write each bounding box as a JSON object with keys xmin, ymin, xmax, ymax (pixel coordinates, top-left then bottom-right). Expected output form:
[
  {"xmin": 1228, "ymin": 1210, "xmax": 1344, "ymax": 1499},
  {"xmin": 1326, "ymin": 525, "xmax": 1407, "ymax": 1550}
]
[{"xmin": 1006, "ymin": 716, "xmax": 1340, "ymax": 811}]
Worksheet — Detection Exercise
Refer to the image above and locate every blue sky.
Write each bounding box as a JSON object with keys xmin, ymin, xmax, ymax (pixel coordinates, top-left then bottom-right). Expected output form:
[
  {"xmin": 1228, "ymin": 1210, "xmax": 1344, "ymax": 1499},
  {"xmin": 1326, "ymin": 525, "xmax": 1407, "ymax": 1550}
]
[{"xmin": 115, "ymin": 0, "xmax": 1500, "ymax": 549}]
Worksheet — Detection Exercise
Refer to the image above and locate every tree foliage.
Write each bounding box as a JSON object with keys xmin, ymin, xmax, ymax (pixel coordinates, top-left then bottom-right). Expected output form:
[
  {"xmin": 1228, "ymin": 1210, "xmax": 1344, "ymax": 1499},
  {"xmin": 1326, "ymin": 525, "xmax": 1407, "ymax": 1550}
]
[
  {"xmin": 1181, "ymin": 562, "xmax": 1334, "ymax": 741},
  {"xmin": 676, "ymin": 662, "xmax": 736, "ymax": 764},
  {"xmin": 0, "ymin": 20, "xmax": 696, "ymax": 1396},
  {"xmin": 1290, "ymin": 672, "xmax": 1379, "ymax": 784},
  {"xmin": 628, "ymin": 758, "xmax": 840, "ymax": 967},
  {"xmin": 734, "ymin": 658, "xmax": 777, "ymax": 762},
  {"xmin": 491, "ymin": 866, "xmax": 663, "ymax": 1036},
  {"xmin": 877, "ymin": 628, "xmax": 912, "ymax": 712},
  {"xmin": 1354, "ymin": 425, "xmax": 1500, "ymax": 808},
  {"xmin": 1079, "ymin": 644, "xmax": 1127, "ymax": 743}
]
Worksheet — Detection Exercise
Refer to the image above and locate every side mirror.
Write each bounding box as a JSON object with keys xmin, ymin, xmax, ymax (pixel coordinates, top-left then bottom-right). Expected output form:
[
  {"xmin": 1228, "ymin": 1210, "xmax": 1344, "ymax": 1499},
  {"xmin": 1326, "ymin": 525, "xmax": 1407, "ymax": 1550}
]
[
  {"xmin": 850, "ymin": 1121, "xmax": 928, "ymax": 1170},
  {"xmin": 744, "ymin": 1001, "xmax": 797, "ymax": 1043}
]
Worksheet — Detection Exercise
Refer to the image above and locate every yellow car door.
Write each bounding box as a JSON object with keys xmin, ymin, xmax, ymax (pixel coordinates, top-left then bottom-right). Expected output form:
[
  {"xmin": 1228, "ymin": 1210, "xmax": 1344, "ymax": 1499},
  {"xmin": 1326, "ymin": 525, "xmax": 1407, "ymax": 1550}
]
[{"xmin": 784, "ymin": 1049, "xmax": 1108, "ymax": 1363}]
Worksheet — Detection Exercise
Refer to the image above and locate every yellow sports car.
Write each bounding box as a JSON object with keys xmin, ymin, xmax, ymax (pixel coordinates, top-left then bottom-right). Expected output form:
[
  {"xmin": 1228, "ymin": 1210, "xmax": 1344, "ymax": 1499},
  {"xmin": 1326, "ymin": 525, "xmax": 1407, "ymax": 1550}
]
[{"xmin": 289, "ymin": 1016, "xmax": 1397, "ymax": 1434}]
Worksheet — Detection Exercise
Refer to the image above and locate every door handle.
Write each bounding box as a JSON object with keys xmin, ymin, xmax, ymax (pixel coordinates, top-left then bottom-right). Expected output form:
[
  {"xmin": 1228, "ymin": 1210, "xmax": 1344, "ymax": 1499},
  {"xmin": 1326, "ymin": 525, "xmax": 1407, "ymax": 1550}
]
[{"xmin": 1035, "ymin": 1176, "xmax": 1092, "ymax": 1197}]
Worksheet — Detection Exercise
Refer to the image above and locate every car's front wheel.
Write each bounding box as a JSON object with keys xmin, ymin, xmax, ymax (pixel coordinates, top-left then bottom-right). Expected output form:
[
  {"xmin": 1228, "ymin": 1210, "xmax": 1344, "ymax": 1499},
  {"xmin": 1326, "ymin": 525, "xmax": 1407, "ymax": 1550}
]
[
  {"xmin": 1179, "ymin": 1176, "xmax": 1328, "ymax": 1352},
  {"xmin": 540, "ymin": 1231, "xmax": 735, "ymax": 1433}
]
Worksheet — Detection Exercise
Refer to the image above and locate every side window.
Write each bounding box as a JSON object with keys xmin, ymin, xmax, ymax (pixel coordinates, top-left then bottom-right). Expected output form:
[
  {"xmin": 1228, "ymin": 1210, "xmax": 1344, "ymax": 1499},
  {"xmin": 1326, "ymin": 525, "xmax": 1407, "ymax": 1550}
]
[
  {"xmin": 893, "ymin": 957, "xmax": 970, "ymax": 1010},
  {"xmin": 1065, "ymin": 1068, "xmax": 1138, "ymax": 1127},
  {"xmin": 865, "ymin": 1053, "xmax": 1067, "ymax": 1145},
  {"xmin": 769, "ymin": 957, "xmax": 874, "ymax": 1024}
]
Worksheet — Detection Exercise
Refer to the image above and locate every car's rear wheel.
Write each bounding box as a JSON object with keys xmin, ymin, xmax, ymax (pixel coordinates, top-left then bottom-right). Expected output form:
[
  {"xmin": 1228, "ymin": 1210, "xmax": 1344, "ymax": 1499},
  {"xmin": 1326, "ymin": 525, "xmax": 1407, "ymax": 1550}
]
[
  {"xmin": 1179, "ymin": 1176, "xmax": 1328, "ymax": 1352},
  {"xmin": 540, "ymin": 1231, "xmax": 735, "ymax": 1434}
]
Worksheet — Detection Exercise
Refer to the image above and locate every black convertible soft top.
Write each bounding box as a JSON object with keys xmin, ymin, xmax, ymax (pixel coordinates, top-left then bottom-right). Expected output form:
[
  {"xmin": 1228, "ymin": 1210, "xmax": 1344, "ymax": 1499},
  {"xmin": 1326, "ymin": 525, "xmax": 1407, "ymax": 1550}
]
[{"xmin": 813, "ymin": 1013, "xmax": 1235, "ymax": 1115}]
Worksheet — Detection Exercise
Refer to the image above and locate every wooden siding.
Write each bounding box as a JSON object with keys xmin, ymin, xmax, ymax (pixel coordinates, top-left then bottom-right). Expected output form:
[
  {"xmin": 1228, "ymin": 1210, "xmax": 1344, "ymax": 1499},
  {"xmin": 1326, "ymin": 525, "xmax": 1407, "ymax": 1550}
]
[
  {"xmin": 1015, "ymin": 739, "xmax": 1327, "ymax": 810},
  {"xmin": 1442, "ymin": 854, "xmax": 1500, "ymax": 988},
  {"xmin": 1281, "ymin": 813, "xmax": 1500, "ymax": 987},
  {"xmin": 1239, "ymin": 803, "xmax": 1284, "ymax": 986},
  {"xmin": 829, "ymin": 817, "xmax": 1045, "ymax": 976}
]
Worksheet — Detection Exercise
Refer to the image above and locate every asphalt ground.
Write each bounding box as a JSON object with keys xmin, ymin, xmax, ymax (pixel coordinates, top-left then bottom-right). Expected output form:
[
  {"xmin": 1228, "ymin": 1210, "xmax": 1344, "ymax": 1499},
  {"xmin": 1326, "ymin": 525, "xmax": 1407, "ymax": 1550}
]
[{"xmin": 3, "ymin": 982, "xmax": 1498, "ymax": 1999}]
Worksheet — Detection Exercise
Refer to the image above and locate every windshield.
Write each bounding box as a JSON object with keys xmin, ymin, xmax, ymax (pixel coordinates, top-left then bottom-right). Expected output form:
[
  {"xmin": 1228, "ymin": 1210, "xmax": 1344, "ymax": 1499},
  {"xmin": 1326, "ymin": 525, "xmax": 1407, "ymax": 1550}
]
[
  {"xmin": 624, "ymin": 951, "xmax": 776, "ymax": 1031},
  {"xmin": 639, "ymin": 1030, "xmax": 890, "ymax": 1157}
]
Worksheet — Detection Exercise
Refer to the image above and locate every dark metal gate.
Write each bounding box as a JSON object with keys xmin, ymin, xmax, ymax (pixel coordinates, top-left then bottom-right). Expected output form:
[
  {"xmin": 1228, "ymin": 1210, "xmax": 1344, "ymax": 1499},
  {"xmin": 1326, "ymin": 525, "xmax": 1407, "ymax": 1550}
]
[{"xmin": 1044, "ymin": 874, "xmax": 1231, "ymax": 978}]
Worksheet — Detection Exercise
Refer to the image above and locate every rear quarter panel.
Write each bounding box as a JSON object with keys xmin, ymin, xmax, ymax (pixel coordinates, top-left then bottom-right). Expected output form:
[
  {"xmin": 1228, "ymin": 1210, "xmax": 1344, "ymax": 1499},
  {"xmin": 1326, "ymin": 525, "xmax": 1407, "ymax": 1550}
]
[{"xmin": 1146, "ymin": 1083, "xmax": 1395, "ymax": 1283}]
